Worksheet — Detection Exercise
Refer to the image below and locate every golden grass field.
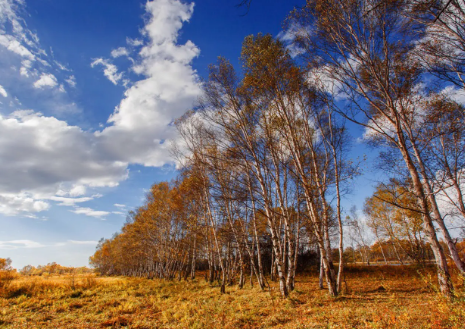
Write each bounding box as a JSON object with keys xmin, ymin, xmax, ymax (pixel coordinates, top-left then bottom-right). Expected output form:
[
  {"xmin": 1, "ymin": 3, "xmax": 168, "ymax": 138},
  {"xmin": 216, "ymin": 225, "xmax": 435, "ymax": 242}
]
[{"xmin": 1, "ymin": 265, "xmax": 464, "ymax": 328}]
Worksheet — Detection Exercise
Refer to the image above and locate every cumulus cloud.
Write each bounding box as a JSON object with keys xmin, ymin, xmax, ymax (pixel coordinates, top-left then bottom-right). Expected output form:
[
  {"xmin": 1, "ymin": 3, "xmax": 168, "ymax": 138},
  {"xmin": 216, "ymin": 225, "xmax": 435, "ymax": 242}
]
[
  {"xmin": 96, "ymin": 0, "xmax": 201, "ymax": 166},
  {"xmin": 0, "ymin": 193, "xmax": 50, "ymax": 216},
  {"xmin": 0, "ymin": 0, "xmax": 201, "ymax": 217},
  {"xmin": 69, "ymin": 185, "xmax": 86, "ymax": 197},
  {"xmin": 0, "ymin": 110, "xmax": 129, "ymax": 193},
  {"xmin": 33, "ymin": 73, "xmax": 58, "ymax": 89},
  {"xmin": 91, "ymin": 58, "xmax": 123, "ymax": 85},
  {"xmin": 0, "ymin": 110, "xmax": 128, "ymax": 216},
  {"xmin": 0, "ymin": 84, "xmax": 7, "ymax": 97}
]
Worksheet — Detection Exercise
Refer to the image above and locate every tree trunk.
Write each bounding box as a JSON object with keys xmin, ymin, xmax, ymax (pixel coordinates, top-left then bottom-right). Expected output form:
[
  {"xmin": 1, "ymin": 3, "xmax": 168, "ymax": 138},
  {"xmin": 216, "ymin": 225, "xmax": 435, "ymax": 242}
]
[
  {"xmin": 398, "ymin": 136, "xmax": 454, "ymax": 297},
  {"xmin": 319, "ymin": 251, "xmax": 324, "ymax": 290}
]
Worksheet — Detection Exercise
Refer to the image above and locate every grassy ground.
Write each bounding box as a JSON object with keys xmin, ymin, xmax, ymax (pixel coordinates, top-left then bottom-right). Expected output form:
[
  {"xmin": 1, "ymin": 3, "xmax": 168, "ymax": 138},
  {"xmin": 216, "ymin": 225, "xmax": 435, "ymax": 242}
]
[{"xmin": 1, "ymin": 266, "xmax": 464, "ymax": 328}]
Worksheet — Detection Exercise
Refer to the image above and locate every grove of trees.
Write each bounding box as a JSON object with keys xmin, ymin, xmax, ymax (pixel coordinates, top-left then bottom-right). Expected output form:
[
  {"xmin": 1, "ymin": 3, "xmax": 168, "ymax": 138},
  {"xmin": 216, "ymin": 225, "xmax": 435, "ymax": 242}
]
[{"xmin": 91, "ymin": 0, "xmax": 465, "ymax": 299}]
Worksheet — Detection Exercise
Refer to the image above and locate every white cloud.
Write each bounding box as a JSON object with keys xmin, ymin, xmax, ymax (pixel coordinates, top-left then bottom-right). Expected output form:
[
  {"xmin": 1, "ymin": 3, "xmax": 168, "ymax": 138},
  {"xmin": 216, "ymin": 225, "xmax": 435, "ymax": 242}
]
[
  {"xmin": 0, "ymin": 34, "xmax": 35, "ymax": 59},
  {"xmin": 65, "ymin": 75, "xmax": 76, "ymax": 87},
  {"xmin": 111, "ymin": 47, "xmax": 129, "ymax": 58},
  {"xmin": 96, "ymin": 0, "xmax": 201, "ymax": 166},
  {"xmin": 0, "ymin": 240, "xmax": 45, "ymax": 250},
  {"xmin": 276, "ymin": 22, "xmax": 308, "ymax": 58},
  {"xmin": 19, "ymin": 66, "xmax": 29, "ymax": 77},
  {"xmin": 21, "ymin": 59, "xmax": 32, "ymax": 68},
  {"xmin": 91, "ymin": 58, "xmax": 123, "ymax": 85},
  {"xmin": 114, "ymin": 203, "xmax": 126, "ymax": 208},
  {"xmin": 126, "ymin": 37, "xmax": 143, "ymax": 47},
  {"xmin": 0, "ymin": 192, "xmax": 50, "ymax": 216},
  {"xmin": 0, "ymin": 239, "xmax": 99, "ymax": 250},
  {"xmin": 18, "ymin": 59, "xmax": 33, "ymax": 77},
  {"xmin": 0, "ymin": 0, "xmax": 201, "ymax": 217},
  {"xmin": 22, "ymin": 214, "xmax": 48, "ymax": 221},
  {"xmin": 71, "ymin": 207, "xmax": 109, "ymax": 219},
  {"xmin": 0, "ymin": 110, "xmax": 128, "ymax": 212},
  {"xmin": 48, "ymin": 187, "xmax": 100, "ymax": 207},
  {"xmin": 69, "ymin": 185, "xmax": 86, "ymax": 197},
  {"xmin": 306, "ymin": 55, "xmax": 360, "ymax": 101},
  {"xmin": 54, "ymin": 60, "xmax": 70, "ymax": 71},
  {"xmin": 36, "ymin": 57, "xmax": 50, "ymax": 67},
  {"xmin": 442, "ymin": 86, "xmax": 465, "ymax": 105},
  {"xmin": 362, "ymin": 115, "xmax": 396, "ymax": 141},
  {"xmin": 49, "ymin": 196, "xmax": 93, "ymax": 206},
  {"xmin": 0, "ymin": 84, "xmax": 7, "ymax": 97},
  {"xmin": 33, "ymin": 73, "xmax": 58, "ymax": 89},
  {"xmin": 67, "ymin": 240, "xmax": 98, "ymax": 245},
  {"xmin": 0, "ymin": 0, "xmax": 46, "ymax": 62},
  {"xmin": 435, "ymin": 169, "xmax": 465, "ymax": 222}
]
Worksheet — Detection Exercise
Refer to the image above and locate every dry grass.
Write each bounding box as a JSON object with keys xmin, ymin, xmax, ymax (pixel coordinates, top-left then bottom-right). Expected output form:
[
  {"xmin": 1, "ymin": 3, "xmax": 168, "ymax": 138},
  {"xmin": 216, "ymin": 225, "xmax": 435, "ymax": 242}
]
[{"xmin": 0, "ymin": 265, "xmax": 464, "ymax": 328}]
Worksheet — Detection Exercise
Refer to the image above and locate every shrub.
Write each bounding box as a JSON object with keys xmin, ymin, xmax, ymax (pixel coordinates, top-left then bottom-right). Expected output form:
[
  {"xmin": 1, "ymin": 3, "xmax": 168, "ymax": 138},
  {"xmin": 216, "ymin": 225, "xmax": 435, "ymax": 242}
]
[{"xmin": 0, "ymin": 270, "xmax": 19, "ymax": 296}]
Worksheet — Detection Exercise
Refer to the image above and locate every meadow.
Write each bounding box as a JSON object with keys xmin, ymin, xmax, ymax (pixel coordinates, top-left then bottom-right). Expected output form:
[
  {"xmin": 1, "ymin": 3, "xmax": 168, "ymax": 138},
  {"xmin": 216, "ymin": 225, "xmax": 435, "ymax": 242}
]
[{"xmin": 1, "ymin": 265, "xmax": 464, "ymax": 328}]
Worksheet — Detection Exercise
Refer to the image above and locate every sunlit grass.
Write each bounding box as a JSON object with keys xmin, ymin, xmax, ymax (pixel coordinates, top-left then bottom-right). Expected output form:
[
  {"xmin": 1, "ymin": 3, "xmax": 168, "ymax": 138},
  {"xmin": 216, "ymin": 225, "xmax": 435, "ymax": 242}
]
[{"xmin": 0, "ymin": 265, "xmax": 464, "ymax": 328}]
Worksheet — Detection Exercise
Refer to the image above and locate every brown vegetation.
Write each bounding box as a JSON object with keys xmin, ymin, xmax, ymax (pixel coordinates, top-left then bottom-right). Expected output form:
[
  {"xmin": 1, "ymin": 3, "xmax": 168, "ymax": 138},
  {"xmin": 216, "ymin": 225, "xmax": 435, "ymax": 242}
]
[{"xmin": 1, "ymin": 266, "xmax": 464, "ymax": 328}]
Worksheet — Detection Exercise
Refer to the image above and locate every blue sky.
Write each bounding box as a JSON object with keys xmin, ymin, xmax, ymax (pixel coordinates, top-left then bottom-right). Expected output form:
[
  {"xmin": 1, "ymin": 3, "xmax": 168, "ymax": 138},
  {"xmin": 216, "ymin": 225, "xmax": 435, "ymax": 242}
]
[{"xmin": 0, "ymin": 0, "xmax": 376, "ymax": 269}]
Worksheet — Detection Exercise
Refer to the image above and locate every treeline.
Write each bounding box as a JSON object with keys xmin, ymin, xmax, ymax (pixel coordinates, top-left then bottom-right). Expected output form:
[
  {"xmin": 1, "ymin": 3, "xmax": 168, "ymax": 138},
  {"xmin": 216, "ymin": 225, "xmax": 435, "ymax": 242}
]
[
  {"xmin": 347, "ymin": 181, "xmax": 465, "ymax": 265},
  {"xmin": 92, "ymin": 0, "xmax": 465, "ymax": 298},
  {"xmin": 19, "ymin": 263, "xmax": 93, "ymax": 276},
  {"xmin": 0, "ymin": 258, "xmax": 92, "ymax": 277},
  {"xmin": 346, "ymin": 238, "xmax": 465, "ymax": 266},
  {"xmin": 89, "ymin": 177, "xmax": 327, "ymax": 290}
]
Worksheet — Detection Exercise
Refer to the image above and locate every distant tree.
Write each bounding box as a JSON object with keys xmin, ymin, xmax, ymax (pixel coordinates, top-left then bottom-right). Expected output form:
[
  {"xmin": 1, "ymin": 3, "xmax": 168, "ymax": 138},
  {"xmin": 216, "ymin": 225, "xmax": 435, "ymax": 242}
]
[
  {"xmin": 346, "ymin": 206, "xmax": 371, "ymax": 266},
  {"xmin": 20, "ymin": 265, "xmax": 35, "ymax": 276},
  {"xmin": 0, "ymin": 258, "xmax": 12, "ymax": 271},
  {"xmin": 365, "ymin": 180, "xmax": 431, "ymax": 264}
]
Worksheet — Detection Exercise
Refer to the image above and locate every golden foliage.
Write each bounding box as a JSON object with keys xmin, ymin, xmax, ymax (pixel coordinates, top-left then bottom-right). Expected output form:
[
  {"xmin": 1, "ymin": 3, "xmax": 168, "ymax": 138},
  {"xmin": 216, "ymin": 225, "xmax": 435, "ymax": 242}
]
[{"xmin": 1, "ymin": 266, "xmax": 464, "ymax": 328}]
